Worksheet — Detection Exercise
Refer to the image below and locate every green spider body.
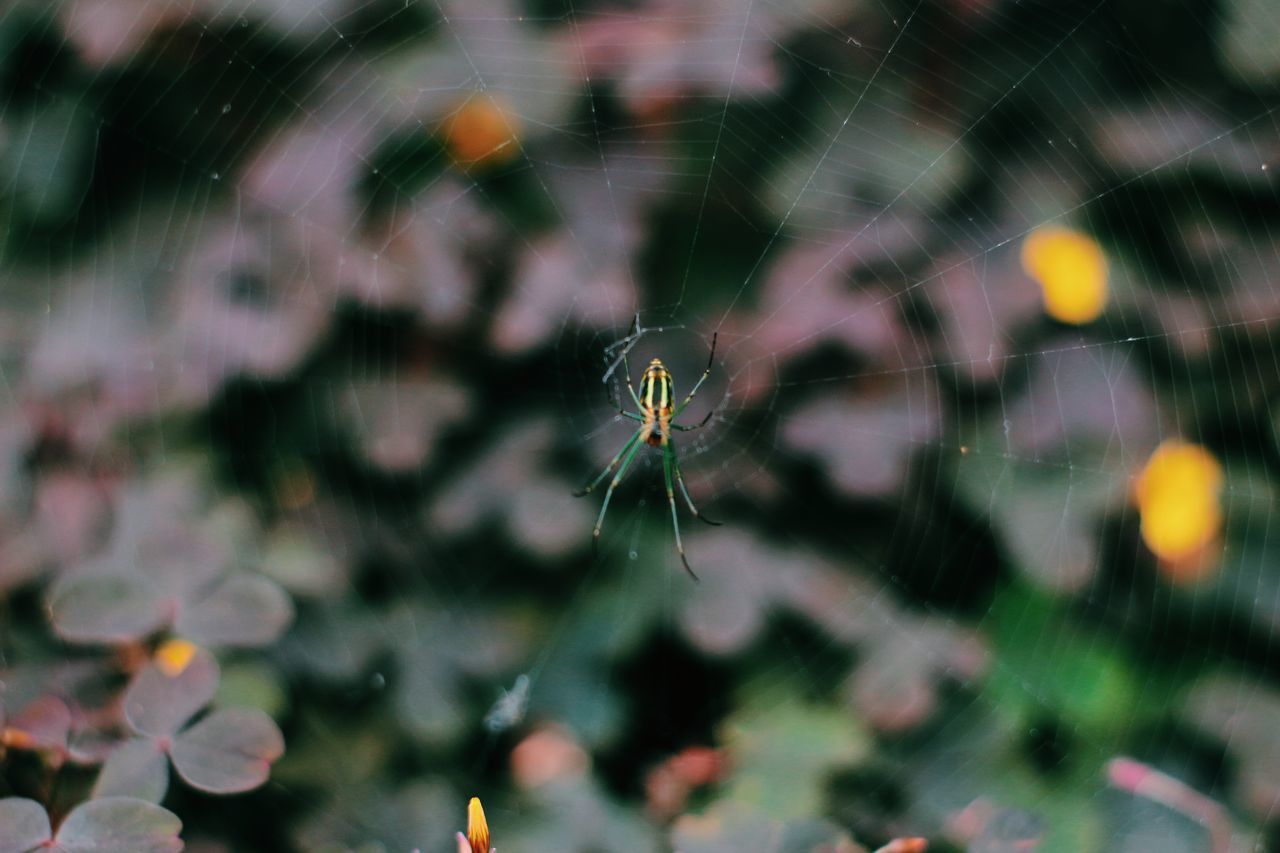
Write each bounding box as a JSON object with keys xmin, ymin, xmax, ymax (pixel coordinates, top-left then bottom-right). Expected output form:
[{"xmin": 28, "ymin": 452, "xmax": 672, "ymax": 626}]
[{"xmin": 575, "ymin": 334, "xmax": 720, "ymax": 580}]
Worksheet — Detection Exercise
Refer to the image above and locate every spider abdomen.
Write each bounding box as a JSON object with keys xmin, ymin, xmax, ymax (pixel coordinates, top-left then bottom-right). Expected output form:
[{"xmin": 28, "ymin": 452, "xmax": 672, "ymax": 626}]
[{"xmin": 641, "ymin": 359, "xmax": 675, "ymax": 417}]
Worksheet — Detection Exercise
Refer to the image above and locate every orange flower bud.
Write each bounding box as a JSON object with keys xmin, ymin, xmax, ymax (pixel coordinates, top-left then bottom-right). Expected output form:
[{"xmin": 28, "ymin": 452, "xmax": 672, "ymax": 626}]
[{"xmin": 466, "ymin": 797, "xmax": 490, "ymax": 853}]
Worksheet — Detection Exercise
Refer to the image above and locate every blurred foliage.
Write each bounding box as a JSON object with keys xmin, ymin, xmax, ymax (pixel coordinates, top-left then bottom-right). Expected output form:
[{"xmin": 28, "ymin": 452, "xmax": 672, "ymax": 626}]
[{"xmin": 1, "ymin": 0, "xmax": 1280, "ymax": 850}]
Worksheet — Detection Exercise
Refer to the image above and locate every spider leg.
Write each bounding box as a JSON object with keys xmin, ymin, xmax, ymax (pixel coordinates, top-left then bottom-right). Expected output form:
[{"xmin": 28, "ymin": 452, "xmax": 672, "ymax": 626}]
[
  {"xmin": 672, "ymin": 332, "xmax": 717, "ymax": 418},
  {"xmin": 603, "ymin": 315, "xmax": 646, "ymax": 412},
  {"xmin": 662, "ymin": 441, "xmax": 699, "ymax": 581},
  {"xmin": 602, "ymin": 313, "xmax": 641, "ymax": 354},
  {"xmin": 671, "ymin": 408, "xmax": 714, "ymax": 432},
  {"xmin": 574, "ymin": 429, "xmax": 642, "ymax": 497},
  {"xmin": 620, "ymin": 327, "xmax": 644, "ymax": 410},
  {"xmin": 673, "ymin": 450, "xmax": 721, "ymax": 526},
  {"xmin": 590, "ymin": 437, "xmax": 645, "ymax": 557},
  {"xmin": 605, "ymin": 352, "xmax": 644, "ymax": 418}
]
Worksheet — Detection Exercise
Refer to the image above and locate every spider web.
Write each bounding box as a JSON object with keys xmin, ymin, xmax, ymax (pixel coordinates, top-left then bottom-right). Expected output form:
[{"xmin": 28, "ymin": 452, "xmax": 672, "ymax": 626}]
[{"xmin": 4, "ymin": 0, "xmax": 1279, "ymax": 849}]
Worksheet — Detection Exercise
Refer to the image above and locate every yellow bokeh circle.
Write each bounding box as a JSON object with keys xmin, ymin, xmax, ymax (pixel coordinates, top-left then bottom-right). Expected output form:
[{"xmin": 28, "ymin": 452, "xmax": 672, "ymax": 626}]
[
  {"xmin": 1021, "ymin": 225, "xmax": 1109, "ymax": 325},
  {"xmin": 1134, "ymin": 440, "xmax": 1223, "ymax": 574}
]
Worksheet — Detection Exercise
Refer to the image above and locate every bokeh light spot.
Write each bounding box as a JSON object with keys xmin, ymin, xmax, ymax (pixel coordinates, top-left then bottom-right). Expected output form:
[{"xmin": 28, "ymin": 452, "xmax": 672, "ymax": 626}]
[
  {"xmin": 1021, "ymin": 225, "xmax": 1109, "ymax": 325},
  {"xmin": 1135, "ymin": 440, "xmax": 1223, "ymax": 580},
  {"xmin": 444, "ymin": 95, "xmax": 521, "ymax": 168},
  {"xmin": 155, "ymin": 638, "xmax": 199, "ymax": 677}
]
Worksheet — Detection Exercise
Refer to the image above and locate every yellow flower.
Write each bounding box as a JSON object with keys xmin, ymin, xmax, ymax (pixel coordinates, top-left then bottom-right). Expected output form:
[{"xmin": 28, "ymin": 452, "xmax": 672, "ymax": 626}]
[
  {"xmin": 154, "ymin": 639, "xmax": 199, "ymax": 677},
  {"xmin": 1021, "ymin": 225, "xmax": 1109, "ymax": 325}
]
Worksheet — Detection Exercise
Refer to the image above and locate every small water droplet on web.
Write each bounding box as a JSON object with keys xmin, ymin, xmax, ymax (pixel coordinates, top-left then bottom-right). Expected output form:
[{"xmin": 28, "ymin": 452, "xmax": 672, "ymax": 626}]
[
  {"xmin": 370, "ymin": 672, "xmax": 386, "ymax": 689},
  {"xmin": 211, "ymin": 172, "xmax": 220, "ymax": 181},
  {"xmin": 221, "ymin": 103, "xmax": 232, "ymax": 114},
  {"xmin": 638, "ymin": 498, "xmax": 646, "ymax": 507},
  {"xmin": 629, "ymin": 550, "xmax": 638, "ymax": 560}
]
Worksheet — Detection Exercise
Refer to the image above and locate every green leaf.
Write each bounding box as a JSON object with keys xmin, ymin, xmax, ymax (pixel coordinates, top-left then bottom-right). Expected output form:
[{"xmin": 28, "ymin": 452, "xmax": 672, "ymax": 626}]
[
  {"xmin": 988, "ymin": 586, "xmax": 1141, "ymax": 734},
  {"xmin": 53, "ymin": 797, "xmax": 182, "ymax": 853},
  {"xmin": 510, "ymin": 778, "xmax": 660, "ymax": 852},
  {"xmin": 1220, "ymin": 0, "xmax": 1280, "ymax": 82},
  {"xmin": 719, "ymin": 698, "xmax": 871, "ymax": 820},
  {"xmin": 215, "ymin": 661, "xmax": 289, "ymax": 719},
  {"xmin": 0, "ymin": 100, "xmax": 92, "ymax": 228},
  {"xmin": 672, "ymin": 803, "xmax": 863, "ymax": 853},
  {"xmin": 169, "ymin": 708, "xmax": 284, "ymax": 794},
  {"xmin": 394, "ymin": 650, "xmax": 468, "ymax": 747},
  {"xmin": 261, "ymin": 525, "xmax": 345, "ymax": 597}
]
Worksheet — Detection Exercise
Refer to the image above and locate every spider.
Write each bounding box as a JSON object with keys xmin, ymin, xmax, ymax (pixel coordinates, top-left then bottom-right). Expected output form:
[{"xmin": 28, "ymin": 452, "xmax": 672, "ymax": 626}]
[{"xmin": 575, "ymin": 323, "xmax": 721, "ymax": 580}]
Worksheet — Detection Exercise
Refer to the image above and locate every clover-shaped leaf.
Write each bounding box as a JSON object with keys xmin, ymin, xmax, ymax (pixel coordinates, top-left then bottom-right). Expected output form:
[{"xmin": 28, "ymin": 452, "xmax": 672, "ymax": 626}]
[
  {"xmin": 783, "ymin": 375, "xmax": 942, "ymax": 499},
  {"xmin": 673, "ymin": 527, "xmax": 988, "ymax": 734},
  {"xmin": 94, "ymin": 647, "xmax": 284, "ymax": 801},
  {"xmin": 123, "ymin": 645, "xmax": 220, "ymax": 738},
  {"xmin": 167, "ymin": 708, "xmax": 284, "ymax": 794},
  {"xmin": 50, "ymin": 563, "xmax": 293, "ymax": 645},
  {"xmin": 49, "ymin": 561, "xmax": 291, "ymax": 649},
  {"xmin": 92, "ymin": 738, "xmax": 169, "ymax": 805},
  {"xmin": 425, "ymin": 417, "xmax": 593, "ymax": 560},
  {"xmin": 356, "ymin": 186, "xmax": 487, "ymax": 330},
  {"xmin": 575, "ymin": 0, "xmax": 834, "ymax": 116},
  {"xmin": 321, "ymin": 376, "xmax": 471, "ymax": 474},
  {"xmin": 162, "ymin": 209, "xmax": 338, "ymax": 401},
  {"xmin": 170, "ymin": 574, "xmax": 293, "ymax": 648},
  {"xmin": 0, "ymin": 797, "xmax": 51, "ymax": 853},
  {"xmin": 0, "ymin": 469, "xmax": 111, "ymax": 593},
  {"xmin": 48, "ymin": 575, "xmax": 168, "ymax": 645},
  {"xmin": 493, "ymin": 234, "xmax": 636, "ymax": 356},
  {"xmin": 47, "ymin": 467, "xmax": 291, "ymax": 648},
  {"xmin": 0, "ymin": 796, "xmax": 182, "ymax": 853}
]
